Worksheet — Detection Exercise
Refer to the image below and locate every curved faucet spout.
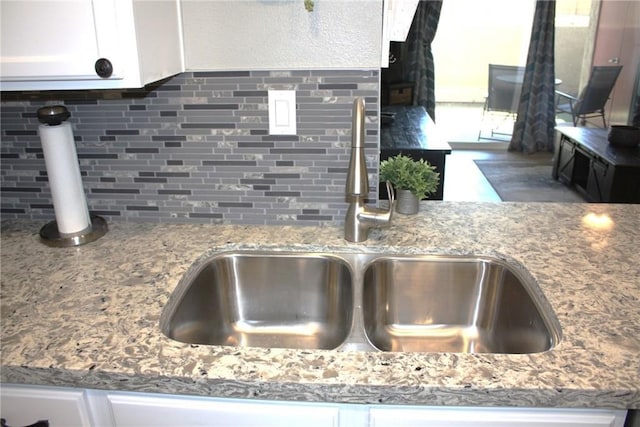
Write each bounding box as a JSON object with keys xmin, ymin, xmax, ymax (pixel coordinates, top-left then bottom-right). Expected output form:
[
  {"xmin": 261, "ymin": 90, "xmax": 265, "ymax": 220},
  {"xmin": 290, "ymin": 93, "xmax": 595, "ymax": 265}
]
[
  {"xmin": 360, "ymin": 181, "xmax": 395, "ymax": 224},
  {"xmin": 344, "ymin": 98, "xmax": 395, "ymax": 242}
]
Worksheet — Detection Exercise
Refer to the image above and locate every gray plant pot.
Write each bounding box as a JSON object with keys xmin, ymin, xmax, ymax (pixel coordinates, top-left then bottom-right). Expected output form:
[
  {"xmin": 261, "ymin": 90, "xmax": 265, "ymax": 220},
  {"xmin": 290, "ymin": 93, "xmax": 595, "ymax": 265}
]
[{"xmin": 396, "ymin": 189, "xmax": 419, "ymax": 215}]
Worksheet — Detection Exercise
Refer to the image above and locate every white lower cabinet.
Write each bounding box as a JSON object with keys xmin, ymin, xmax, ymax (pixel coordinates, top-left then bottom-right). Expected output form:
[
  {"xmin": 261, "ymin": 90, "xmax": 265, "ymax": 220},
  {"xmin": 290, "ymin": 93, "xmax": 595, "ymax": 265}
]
[
  {"xmin": 368, "ymin": 405, "xmax": 628, "ymax": 427},
  {"xmin": 106, "ymin": 391, "xmax": 345, "ymax": 427},
  {"xmin": 0, "ymin": 384, "xmax": 628, "ymax": 427},
  {"xmin": 0, "ymin": 384, "xmax": 98, "ymax": 426}
]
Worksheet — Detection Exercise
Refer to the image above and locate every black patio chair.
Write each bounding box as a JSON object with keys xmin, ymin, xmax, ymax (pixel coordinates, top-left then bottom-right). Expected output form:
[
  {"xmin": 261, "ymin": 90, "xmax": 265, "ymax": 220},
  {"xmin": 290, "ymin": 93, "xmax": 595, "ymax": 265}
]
[
  {"xmin": 555, "ymin": 65, "xmax": 623, "ymax": 127},
  {"xmin": 478, "ymin": 64, "xmax": 525, "ymax": 140}
]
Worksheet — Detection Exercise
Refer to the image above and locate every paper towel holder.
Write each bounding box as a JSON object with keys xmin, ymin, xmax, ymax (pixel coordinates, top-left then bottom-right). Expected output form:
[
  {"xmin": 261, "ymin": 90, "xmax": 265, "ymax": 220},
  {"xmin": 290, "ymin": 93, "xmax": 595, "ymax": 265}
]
[
  {"xmin": 39, "ymin": 215, "xmax": 108, "ymax": 248},
  {"xmin": 37, "ymin": 105, "xmax": 108, "ymax": 248}
]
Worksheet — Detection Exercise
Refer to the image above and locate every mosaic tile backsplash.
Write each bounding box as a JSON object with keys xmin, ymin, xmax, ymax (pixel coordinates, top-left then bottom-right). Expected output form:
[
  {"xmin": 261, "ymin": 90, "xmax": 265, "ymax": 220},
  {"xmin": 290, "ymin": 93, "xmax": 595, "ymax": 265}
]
[{"xmin": 0, "ymin": 70, "xmax": 380, "ymax": 225}]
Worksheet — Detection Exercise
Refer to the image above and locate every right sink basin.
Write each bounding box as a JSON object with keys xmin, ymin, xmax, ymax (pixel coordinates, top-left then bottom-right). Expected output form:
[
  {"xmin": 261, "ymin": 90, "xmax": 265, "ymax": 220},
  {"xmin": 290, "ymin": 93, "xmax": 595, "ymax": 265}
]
[{"xmin": 362, "ymin": 255, "xmax": 561, "ymax": 354}]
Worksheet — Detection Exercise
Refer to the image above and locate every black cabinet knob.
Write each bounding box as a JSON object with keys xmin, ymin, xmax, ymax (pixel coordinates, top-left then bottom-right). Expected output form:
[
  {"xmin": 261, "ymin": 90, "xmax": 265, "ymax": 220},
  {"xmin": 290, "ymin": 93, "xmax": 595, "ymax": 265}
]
[
  {"xmin": 1, "ymin": 419, "xmax": 49, "ymax": 427},
  {"xmin": 94, "ymin": 58, "xmax": 113, "ymax": 78}
]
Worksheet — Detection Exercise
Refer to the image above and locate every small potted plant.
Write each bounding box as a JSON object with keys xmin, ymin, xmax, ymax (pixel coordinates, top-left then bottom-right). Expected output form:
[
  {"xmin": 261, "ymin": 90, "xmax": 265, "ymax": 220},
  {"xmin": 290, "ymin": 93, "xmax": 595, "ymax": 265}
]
[{"xmin": 380, "ymin": 154, "xmax": 440, "ymax": 214}]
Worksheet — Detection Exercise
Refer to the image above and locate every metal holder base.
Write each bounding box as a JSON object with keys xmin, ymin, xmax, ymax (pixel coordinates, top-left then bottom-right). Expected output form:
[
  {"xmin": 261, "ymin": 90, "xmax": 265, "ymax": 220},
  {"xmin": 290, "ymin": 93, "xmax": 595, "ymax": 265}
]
[{"xmin": 39, "ymin": 216, "xmax": 108, "ymax": 248}]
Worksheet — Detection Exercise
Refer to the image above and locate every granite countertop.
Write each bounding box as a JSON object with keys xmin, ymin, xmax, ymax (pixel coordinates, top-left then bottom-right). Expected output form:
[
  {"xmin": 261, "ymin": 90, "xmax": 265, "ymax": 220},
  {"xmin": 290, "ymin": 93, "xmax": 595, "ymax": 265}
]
[{"xmin": 1, "ymin": 202, "xmax": 639, "ymax": 409}]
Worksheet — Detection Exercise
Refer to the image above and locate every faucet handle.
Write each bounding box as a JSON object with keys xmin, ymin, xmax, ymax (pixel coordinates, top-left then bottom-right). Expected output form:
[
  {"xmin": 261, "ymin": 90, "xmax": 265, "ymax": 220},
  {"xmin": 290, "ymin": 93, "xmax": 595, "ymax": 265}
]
[{"xmin": 385, "ymin": 180, "xmax": 395, "ymax": 211}]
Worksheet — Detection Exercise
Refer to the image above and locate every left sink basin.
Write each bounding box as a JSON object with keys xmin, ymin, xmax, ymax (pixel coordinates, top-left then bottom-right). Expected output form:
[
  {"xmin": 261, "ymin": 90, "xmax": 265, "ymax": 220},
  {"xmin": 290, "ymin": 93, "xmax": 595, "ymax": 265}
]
[{"xmin": 160, "ymin": 252, "xmax": 353, "ymax": 350}]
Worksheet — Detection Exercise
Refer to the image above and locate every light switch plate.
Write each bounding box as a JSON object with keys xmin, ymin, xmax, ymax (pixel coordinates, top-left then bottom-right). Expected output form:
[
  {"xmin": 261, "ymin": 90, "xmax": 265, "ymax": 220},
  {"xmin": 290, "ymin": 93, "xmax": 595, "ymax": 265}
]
[{"xmin": 268, "ymin": 90, "xmax": 296, "ymax": 135}]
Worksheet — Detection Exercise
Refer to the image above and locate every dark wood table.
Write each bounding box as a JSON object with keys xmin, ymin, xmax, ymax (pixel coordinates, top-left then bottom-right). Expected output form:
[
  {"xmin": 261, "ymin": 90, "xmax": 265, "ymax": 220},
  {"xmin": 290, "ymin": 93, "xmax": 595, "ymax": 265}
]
[
  {"xmin": 553, "ymin": 126, "xmax": 640, "ymax": 203},
  {"xmin": 380, "ymin": 106, "xmax": 452, "ymax": 200}
]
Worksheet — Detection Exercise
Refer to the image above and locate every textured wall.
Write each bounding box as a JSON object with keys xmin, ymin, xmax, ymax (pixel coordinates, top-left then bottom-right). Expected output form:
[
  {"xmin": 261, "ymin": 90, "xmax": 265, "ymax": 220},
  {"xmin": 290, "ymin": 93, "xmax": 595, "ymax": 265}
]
[
  {"xmin": 0, "ymin": 70, "xmax": 380, "ymax": 226},
  {"xmin": 182, "ymin": 0, "xmax": 383, "ymax": 70}
]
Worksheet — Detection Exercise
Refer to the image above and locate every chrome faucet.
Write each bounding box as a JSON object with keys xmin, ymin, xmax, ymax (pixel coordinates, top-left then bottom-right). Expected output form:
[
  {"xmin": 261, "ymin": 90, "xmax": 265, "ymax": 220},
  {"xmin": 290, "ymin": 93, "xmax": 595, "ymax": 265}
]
[{"xmin": 344, "ymin": 97, "xmax": 395, "ymax": 242}]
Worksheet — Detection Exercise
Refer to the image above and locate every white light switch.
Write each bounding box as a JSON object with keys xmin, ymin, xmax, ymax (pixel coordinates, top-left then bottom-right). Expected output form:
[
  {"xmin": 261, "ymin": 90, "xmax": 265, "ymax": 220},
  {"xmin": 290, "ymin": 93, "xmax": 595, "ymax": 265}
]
[
  {"xmin": 275, "ymin": 100, "xmax": 290, "ymax": 126},
  {"xmin": 268, "ymin": 90, "xmax": 296, "ymax": 135}
]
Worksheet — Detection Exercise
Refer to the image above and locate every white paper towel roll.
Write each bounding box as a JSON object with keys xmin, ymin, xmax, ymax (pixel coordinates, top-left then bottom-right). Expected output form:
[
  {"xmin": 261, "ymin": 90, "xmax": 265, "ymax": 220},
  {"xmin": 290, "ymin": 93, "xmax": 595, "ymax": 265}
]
[{"xmin": 39, "ymin": 122, "xmax": 91, "ymax": 235}]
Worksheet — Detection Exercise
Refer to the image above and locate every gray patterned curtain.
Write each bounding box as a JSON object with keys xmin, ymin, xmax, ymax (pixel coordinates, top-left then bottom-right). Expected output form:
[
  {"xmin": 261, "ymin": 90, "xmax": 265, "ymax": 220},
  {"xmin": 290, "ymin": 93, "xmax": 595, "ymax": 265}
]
[
  {"xmin": 509, "ymin": 0, "xmax": 556, "ymax": 153},
  {"xmin": 403, "ymin": 0, "xmax": 443, "ymax": 121}
]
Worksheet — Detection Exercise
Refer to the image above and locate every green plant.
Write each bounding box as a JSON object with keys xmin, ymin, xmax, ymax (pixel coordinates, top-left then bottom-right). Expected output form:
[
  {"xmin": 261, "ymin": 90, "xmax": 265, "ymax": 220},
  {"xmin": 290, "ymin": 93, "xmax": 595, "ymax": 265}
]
[
  {"xmin": 380, "ymin": 154, "xmax": 440, "ymax": 199},
  {"xmin": 304, "ymin": 0, "xmax": 314, "ymax": 12}
]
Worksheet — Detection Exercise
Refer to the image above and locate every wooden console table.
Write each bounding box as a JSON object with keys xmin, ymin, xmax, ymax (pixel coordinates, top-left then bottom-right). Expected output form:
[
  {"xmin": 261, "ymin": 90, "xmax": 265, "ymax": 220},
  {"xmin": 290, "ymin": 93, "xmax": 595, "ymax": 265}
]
[
  {"xmin": 380, "ymin": 106, "xmax": 452, "ymax": 200},
  {"xmin": 553, "ymin": 127, "xmax": 640, "ymax": 203}
]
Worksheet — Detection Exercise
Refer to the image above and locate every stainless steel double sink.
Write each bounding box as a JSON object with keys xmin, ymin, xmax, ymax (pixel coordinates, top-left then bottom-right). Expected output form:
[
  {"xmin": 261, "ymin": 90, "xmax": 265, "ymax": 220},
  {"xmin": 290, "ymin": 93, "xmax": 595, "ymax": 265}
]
[{"xmin": 160, "ymin": 251, "xmax": 561, "ymax": 354}]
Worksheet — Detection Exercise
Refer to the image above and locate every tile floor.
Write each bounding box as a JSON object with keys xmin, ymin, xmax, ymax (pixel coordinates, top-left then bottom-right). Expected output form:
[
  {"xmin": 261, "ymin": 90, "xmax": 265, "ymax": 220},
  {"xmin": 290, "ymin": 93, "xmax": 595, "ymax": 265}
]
[
  {"xmin": 434, "ymin": 103, "xmax": 577, "ymax": 202},
  {"xmin": 442, "ymin": 150, "xmax": 502, "ymax": 202},
  {"xmin": 436, "ymin": 102, "xmax": 513, "ymax": 144}
]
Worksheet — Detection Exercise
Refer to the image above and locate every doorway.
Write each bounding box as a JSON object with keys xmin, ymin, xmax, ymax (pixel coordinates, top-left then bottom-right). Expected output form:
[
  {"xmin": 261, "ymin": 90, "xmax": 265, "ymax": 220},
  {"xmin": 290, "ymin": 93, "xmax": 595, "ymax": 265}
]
[
  {"xmin": 589, "ymin": 0, "xmax": 640, "ymax": 126},
  {"xmin": 432, "ymin": 0, "xmax": 534, "ymax": 144},
  {"xmin": 430, "ymin": 0, "xmax": 606, "ymax": 144}
]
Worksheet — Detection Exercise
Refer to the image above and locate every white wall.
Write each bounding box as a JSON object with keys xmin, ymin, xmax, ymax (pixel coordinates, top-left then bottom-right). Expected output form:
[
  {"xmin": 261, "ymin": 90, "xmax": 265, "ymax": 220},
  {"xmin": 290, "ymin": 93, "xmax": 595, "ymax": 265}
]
[{"xmin": 181, "ymin": 0, "xmax": 384, "ymax": 70}]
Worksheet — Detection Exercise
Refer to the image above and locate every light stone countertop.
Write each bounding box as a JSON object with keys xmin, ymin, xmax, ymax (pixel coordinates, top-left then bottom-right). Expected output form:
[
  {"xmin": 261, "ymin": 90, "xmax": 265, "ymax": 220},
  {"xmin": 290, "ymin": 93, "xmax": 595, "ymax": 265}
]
[{"xmin": 1, "ymin": 202, "xmax": 639, "ymax": 409}]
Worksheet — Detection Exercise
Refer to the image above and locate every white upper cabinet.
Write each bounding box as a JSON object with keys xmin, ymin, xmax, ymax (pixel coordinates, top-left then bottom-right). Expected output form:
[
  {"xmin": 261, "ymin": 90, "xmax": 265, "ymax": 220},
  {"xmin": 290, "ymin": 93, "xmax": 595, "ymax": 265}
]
[{"xmin": 0, "ymin": 0, "xmax": 184, "ymax": 91}]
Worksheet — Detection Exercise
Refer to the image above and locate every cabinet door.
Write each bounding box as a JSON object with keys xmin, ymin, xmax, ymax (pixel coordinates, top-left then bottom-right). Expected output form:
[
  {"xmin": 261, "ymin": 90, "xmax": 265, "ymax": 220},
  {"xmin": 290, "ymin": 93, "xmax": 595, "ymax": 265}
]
[
  {"xmin": 0, "ymin": 384, "xmax": 95, "ymax": 427},
  {"xmin": 369, "ymin": 406, "xmax": 627, "ymax": 427},
  {"xmin": 0, "ymin": 0, "xmax": 183, "ymax": 90},
  {"xmin": 609, "ymin": 166, "xmax": 640, "ymax": 203},
  {"xmin": 555, "ymin": 136, "xmax": 577, "ymax": 183},
  {"xmin": 107, "ymin": 391, "xmax": 341, "ymax": 427},
  {"xmin": 0, "ymin": 0, "xmax": 117, "ymax": 82},
  {"xmin": 586, "ymin": 158, "xmax": 611, "ymax": 202}
]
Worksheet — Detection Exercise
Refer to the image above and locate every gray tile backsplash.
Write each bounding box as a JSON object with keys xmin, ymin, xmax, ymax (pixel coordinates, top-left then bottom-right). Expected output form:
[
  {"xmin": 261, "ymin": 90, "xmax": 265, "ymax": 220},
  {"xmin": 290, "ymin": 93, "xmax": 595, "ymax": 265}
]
[{"xmin": 1, "ymin": 70, "xmax": 380, "ymax": 225}]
